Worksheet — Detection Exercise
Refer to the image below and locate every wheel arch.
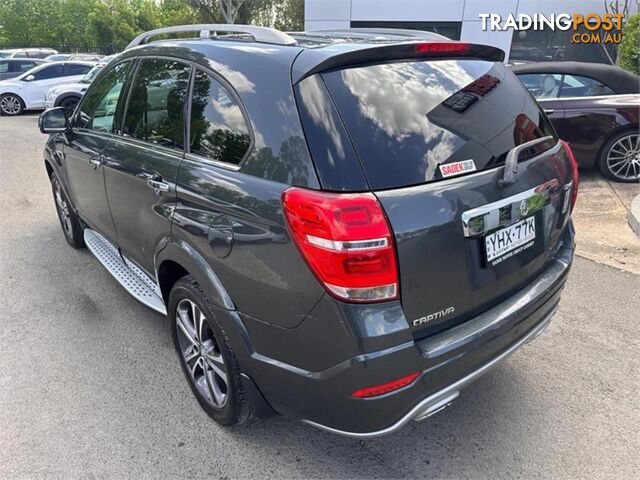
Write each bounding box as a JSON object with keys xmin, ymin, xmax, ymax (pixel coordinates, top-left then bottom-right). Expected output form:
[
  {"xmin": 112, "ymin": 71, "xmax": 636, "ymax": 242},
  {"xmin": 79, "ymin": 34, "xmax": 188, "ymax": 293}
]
[
  {"xmin": 0, "ymin": 91, "xmax": 25, "ymax": 110},
  {"xmin": 155, "ymin": 238, "xmax": 235, "ymax": 311},
  {"xmin": 596, "ymin": 123, "xmax": 639, "ymax": 165},
  {"xmin": 44, "ymin": 159, "xmax": 54, "ymax": 179},
  {"xmin": 54, "ymin": 93, "xmax": 81, "ymax": 108}
]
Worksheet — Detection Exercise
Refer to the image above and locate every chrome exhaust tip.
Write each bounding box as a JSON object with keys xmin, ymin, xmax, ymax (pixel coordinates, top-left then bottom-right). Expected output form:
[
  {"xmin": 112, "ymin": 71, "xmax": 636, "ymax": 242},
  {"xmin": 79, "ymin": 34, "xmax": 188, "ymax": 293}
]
[{"xmin": 413, "ymin": 391, "xmax": 459, "ymax": 422}]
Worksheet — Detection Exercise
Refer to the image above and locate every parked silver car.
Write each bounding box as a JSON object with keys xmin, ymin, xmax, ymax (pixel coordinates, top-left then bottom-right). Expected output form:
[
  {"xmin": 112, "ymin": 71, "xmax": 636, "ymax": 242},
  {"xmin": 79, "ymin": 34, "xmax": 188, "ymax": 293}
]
[{"xmin": 0, "ymin": 48, "xmax": 58, "ymax": 59}]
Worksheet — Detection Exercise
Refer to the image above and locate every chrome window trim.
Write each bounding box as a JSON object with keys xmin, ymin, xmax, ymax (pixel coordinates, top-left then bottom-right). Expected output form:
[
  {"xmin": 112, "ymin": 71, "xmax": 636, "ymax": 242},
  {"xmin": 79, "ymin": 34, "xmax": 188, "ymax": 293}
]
[{"xmin": 537, "ymin": 93, "xmax": 640, "ymax": 102}]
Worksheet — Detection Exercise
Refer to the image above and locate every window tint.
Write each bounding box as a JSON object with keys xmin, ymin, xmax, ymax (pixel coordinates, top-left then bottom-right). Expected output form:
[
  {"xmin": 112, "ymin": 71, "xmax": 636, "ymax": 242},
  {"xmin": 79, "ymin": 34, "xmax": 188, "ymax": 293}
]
[
  {"xmin": 320, "ymin": 60, "xmax": 556, "ymax": 190},
  {"xmin": 516, "ymin": 73, "xmax": 563, "ymax": 99},
  {"xmin": 76, "ymin": 61, "xmax": 131, "ymax": 132},
  {"xmin": 67, "ymin": 63, "xmax": 92, "ymax": 76},
  {"xmin": 14, "ymin": 52, "xmax": 27, "ymax": 58},
  {"xmin": 123, "ymin": 59, "xmax": 190, "ymax": 150},
  {"xmin": 0, "ymin": 62, "xmax": 7, "ymax": 73},
  {"xmin": 559, "ymin": 74, "xmax": 615, "ymax": 97},
  {"xmin": 32, "ymin": 65, "xmax": 65, "ymax": 80},
  {"xmin": 189, "ymin": 69, "xmax": 251, "ymax": 165},
  {"xmin": 18, "ymin": 61, "xmax": 37, "ymax": 72}
]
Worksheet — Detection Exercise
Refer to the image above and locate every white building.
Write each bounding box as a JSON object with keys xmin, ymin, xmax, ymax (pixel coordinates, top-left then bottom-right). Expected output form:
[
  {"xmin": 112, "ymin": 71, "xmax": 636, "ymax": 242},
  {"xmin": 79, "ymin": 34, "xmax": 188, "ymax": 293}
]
[{"xmin": 304, "ymin": 0, "xmax": 638, "ymax": 63}]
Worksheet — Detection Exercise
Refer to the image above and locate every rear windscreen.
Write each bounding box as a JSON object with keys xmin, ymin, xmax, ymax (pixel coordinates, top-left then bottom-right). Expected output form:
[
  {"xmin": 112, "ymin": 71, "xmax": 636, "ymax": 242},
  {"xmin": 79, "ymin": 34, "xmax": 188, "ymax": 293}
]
[{"xmin": 321, "ymin": 59, "xmax": 556, "ymax": 190}]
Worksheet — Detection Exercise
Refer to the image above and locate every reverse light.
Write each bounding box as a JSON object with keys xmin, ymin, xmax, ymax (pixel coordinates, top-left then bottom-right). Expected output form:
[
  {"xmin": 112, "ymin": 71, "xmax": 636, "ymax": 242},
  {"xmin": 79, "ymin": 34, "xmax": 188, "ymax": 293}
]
[
  {"xmin": 352, "ymin": 372, "xmax": 421, "ymax": 398},
  {"xmin": 282, "ymin": 187, "xmax": 399, "ymax": 303},
  {"xmin": 414, "ymin": 42, "xmax": 471, "ymax": 55},
  {"xmin": 560, "ymin": 140, "xmax": 579, "ymax": 212}
]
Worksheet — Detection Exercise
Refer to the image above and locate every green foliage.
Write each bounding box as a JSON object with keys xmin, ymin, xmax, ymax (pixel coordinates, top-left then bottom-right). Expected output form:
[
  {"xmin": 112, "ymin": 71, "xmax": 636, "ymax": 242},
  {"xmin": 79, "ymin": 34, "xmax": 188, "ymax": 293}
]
[
  {"xmin": 618, "ymin": 13, "xmax": 640, "ymax": 75},
  {"xmin": 0, "ymin": 0, "xmax": 305, "ymax": 50},
  {"xmin": 0, "ymin": 0, "xmax": 213, "ymax": 49}
]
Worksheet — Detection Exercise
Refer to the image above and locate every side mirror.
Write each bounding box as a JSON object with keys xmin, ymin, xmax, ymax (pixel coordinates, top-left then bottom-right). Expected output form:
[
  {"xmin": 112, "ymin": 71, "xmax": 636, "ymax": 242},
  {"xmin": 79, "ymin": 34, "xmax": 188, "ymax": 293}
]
[
  {"xmin": 39, "ymin": 107, "xmax": 70, "ymax": 134},
  {"xmin": 24, "ymin": 74, "xmax": 35, "ymax": 82}
]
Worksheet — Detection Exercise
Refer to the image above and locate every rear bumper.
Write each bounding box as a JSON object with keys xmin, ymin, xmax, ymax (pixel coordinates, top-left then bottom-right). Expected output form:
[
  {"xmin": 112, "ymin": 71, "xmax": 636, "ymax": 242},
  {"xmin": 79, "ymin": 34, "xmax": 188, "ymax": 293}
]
[
  {"xmin": 304, "ymin": 310, "xmax": 553, "ymax": 437},
  {"xmin": 236, "ymin": 224, "xmax": 574, "ymax": 437}
]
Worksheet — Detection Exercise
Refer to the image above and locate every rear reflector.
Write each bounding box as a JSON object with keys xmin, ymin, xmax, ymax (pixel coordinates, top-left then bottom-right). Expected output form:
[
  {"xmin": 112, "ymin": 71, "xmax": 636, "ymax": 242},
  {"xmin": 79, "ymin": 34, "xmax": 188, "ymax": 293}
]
[
  {"xmin": 415, "ymin": 42, "xmax": 470, "ymax": 55},
  {"xmin": 282, "ymin": 187, "xmax": 399, "ymax": 303},
  {"xmin": 560, "ymin": 140, "xmax": 579, "ymax": 212},
  {"xmin": 352, "ymin": 372, "xmax": 420, "ymax": 398}
]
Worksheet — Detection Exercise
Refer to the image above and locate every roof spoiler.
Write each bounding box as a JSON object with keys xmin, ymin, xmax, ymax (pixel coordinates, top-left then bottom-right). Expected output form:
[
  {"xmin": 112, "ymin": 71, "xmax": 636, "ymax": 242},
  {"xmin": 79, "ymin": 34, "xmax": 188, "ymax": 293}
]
[{"xmin": 292, "ymin": 42, "xmax": 505, "ymax": 83}]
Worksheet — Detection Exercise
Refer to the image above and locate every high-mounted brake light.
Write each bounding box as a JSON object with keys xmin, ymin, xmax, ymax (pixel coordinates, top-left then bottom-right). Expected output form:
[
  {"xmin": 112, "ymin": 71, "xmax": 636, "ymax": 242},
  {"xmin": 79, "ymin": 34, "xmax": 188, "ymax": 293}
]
[
  {"xmin": 352, "ymin": 372, "xmax": 420, "ymax": 398},
  {"xmin": 282, "ymin": 187, "xmax": 399, "ymax": 303},
  {"xmin": 414, "ymin": 42, "xmax": 471, "ymax": 55},
  {"xmin": 560, "ymin": 140, "xmax": 579, "ymax": 212}
]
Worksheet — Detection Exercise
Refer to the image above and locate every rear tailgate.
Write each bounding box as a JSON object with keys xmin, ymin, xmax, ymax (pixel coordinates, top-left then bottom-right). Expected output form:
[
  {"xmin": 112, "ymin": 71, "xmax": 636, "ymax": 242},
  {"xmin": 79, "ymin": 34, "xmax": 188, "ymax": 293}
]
[{"xmin": 308, "ymin": 55, "xmax": 574, "ymax": 336}]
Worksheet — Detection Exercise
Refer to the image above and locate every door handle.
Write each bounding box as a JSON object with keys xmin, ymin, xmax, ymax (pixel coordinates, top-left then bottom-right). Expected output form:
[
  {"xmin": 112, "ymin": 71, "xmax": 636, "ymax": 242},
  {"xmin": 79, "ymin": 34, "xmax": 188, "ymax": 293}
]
[
  {"xmin": 543, "ymin": 109, "xmax": 555, "ymax": 114},
  {"xmin": 89, "ymin": 155, "xmax": 102, "ymax": 169},
  {"xmin": 146, "ymin": 176, "xmax": 170, "ymax": 193}
]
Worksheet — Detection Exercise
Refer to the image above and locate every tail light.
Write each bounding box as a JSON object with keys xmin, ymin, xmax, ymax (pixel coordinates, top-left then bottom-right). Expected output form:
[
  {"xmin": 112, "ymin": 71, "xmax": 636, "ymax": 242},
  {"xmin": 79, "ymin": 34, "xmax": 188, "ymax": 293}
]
[
  {"xmin": 415, "ymin": 42, "xmax": 470, "ymax": 55},
  {"xmin": 560, "ymin": 140, "xmax": 579, "ymax": 212},
  {"xmin": 282, "ymin": 187, "xmax": 399, "ymax": 303},
  {"xmin": 352, "ymin": 372, "xmax": 420, "ymax": 398}
]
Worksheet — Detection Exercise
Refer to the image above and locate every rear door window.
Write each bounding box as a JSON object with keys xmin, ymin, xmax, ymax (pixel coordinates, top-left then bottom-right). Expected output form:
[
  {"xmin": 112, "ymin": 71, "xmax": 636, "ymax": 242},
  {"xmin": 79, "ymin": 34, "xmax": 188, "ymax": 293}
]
[
  {"xmin": 188, "ymin": 68, "xmax": 251, "ymax": 165},
  {"xmin": 66, "ymin": 63, "xmax": 92, "ymax": 76},
  {"xmin": 321, "ymin": 59, "xmax": 556, "ymax": 190},
  {"xmin": 559, "ymin": 74, "xmax": 615, "ymax": 97},
  {"xmin": 18, "ymin": 61, "xmax": 37, "ymax": 72},
  {"xmin": 32, "ymin": 65, "xmax": 65, "ymax": 80},
  {"xmin": 123, "ymin": 58, "xmax": 190, "ymax": 150}
]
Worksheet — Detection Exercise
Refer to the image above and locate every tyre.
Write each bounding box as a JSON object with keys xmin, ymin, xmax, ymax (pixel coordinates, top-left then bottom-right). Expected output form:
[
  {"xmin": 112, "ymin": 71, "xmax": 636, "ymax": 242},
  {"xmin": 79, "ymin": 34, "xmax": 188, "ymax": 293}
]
[
  {"xmin": 59, "ymin": 96, "xmax": 80, "ymax": 117},
  {"xmin": 169, "ymin": 276, "xmax": 250, "ymax": 426},
  {"xmin": 50, "ymin": 175, "xmax": 85, "ymax": 248},
  {"xmin": 0, "ymin": 93, "xmax": 24, "ymax": 116},
  {"xmin": 597, "ymin": 130, "xmax": 640, "ymax": 183}
]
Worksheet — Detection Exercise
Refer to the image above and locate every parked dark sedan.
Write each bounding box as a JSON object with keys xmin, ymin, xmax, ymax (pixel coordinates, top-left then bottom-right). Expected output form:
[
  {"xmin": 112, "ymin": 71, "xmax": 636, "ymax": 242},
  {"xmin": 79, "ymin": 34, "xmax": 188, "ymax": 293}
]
[{"xmin": 511, "ymin": 62, "xmax": 639, "ymax": 182}]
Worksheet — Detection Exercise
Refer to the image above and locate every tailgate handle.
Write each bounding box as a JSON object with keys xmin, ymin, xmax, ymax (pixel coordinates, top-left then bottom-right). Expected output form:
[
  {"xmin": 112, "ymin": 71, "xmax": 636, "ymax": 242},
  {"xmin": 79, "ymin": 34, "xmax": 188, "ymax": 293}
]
[{"xmin": 500, "ymin": 136, "xmax": 554, "ymax": 187}]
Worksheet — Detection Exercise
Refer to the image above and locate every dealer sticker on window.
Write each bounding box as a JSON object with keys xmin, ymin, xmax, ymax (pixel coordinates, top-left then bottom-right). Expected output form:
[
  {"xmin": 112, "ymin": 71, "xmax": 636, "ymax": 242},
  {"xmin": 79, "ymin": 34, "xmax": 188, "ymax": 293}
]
[
  {"xmin": 485, "ymin": 217, "xmax": 536, "ymax": 264},
  {"xmin": 439, "ymin": 159, "xmax": 477, "ymax": 178}
]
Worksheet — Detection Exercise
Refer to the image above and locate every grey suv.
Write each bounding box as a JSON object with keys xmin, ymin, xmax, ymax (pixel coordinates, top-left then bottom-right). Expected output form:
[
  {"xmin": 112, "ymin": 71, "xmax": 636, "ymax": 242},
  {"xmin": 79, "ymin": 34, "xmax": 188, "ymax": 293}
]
[{"xmin": 39, "ymin": 25, "xmax": 577, "ymax": 438}]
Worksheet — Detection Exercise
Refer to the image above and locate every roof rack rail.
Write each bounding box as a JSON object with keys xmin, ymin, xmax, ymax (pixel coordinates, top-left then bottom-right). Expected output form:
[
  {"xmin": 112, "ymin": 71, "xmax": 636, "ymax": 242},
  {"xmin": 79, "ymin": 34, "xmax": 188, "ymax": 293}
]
[
  {"xmin": 126, "ymin": 24, "xmax": 297, "ymax": 50},
  {"xmin": 312, "ymin": 28, "xmax": 450, "ymax": 41}
]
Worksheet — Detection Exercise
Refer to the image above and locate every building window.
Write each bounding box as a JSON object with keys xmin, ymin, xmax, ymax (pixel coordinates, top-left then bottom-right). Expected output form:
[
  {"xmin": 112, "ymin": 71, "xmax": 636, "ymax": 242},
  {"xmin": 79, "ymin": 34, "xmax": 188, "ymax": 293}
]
[
  {"xmin": 509, "ymin": 27, "xmax": 616, "ymax": 64},
  {"xmin": 350, "ymin": 21, "xmax": 461, "ymax": 40}
]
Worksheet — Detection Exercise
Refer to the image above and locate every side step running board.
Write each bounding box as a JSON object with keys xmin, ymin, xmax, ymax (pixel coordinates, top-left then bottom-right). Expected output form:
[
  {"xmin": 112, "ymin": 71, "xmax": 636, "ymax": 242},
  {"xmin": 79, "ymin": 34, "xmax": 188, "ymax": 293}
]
[{"xmin": 84, "ymin": 229, "xmax": 167, "ymax": 315}]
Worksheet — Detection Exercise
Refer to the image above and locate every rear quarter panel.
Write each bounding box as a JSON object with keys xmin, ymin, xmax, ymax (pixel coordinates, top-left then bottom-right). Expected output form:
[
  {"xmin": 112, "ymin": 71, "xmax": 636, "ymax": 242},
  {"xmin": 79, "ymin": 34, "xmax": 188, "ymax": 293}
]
[{"xmin": 553, "ymin": 95, "xmax": 640, "ymax": 168}]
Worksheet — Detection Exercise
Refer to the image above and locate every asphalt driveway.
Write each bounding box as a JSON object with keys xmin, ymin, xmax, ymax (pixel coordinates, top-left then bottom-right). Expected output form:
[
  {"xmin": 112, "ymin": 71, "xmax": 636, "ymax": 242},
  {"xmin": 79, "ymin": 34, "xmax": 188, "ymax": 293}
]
[{"xmin": 1, "ymin": 114, "xmax": 638, "ymax": 479}]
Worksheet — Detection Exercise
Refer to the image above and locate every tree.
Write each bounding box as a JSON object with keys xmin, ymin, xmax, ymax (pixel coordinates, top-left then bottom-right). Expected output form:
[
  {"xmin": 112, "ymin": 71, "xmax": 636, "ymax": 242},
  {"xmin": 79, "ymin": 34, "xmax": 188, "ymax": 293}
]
[
  {"xmin": 600, "ymin": 0, "xmax": 639, "ymax": 63},
  {"xmin": 218, "ymin": 0, "xmax": 246, "ymax": 23},
  {"xmin": 619, "ymin": 13, "xmax": 640, "ymax": 74}
]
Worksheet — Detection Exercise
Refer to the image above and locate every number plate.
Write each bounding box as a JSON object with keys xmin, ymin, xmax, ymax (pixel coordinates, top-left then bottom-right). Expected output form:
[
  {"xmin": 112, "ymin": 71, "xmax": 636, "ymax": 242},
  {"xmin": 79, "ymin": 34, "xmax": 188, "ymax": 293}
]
[{"xmin": 485, "ymin": 217, "xmax": 536, "ymax": 264}]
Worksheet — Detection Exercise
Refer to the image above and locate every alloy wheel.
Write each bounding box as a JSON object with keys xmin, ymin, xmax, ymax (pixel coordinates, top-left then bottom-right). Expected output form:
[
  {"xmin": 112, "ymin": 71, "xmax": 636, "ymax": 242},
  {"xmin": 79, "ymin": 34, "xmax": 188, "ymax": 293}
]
[
  {"xmin": 606, "ymin": 133, "xmax": 640, "ymax": 181},
  {"xmin": 175, "ymin": 298, "xmax": 228, "ymax": 408},
  {"xmin": 53, "ymin": 180, "xmax": 73, "ymax": 239},
  {"xmin": 0, "ymin": 95, "xmax": 22, "ymax": 115}
]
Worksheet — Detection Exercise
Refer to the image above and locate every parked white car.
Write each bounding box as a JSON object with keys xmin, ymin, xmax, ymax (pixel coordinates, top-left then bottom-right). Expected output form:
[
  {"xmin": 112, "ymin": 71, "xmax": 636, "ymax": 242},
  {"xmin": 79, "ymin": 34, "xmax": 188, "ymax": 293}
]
[
  {"xmin": 0, "ymin": 61, "xmax": 95, "ymax": 115},
  {"xmin": 44, "ymin": 55, "xmax": 116, "ymax": 114},
  {"xmin": 0, "ymin": 48, "xmax": 58, "ymax": 59}
]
